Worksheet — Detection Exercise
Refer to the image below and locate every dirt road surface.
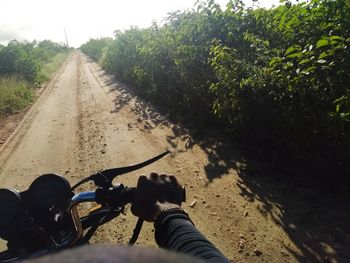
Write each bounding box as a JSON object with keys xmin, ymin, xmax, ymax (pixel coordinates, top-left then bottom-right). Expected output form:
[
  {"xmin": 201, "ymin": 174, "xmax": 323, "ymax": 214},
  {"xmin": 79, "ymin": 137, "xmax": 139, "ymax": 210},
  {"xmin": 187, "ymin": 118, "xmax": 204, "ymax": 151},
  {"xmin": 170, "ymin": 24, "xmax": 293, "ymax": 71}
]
[{"xmin": 1, "ymin": 51, "xmax": 348, "ymax": 262}]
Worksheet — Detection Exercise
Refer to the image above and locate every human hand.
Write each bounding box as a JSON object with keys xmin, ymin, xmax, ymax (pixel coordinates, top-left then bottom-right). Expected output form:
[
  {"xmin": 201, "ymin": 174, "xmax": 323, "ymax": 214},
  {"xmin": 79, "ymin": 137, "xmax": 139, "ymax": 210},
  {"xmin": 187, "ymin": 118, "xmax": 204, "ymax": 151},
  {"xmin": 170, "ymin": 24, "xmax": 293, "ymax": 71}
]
[{"xmin": 131, "ymin": 173, "xmax": 184, "ymax": 222}]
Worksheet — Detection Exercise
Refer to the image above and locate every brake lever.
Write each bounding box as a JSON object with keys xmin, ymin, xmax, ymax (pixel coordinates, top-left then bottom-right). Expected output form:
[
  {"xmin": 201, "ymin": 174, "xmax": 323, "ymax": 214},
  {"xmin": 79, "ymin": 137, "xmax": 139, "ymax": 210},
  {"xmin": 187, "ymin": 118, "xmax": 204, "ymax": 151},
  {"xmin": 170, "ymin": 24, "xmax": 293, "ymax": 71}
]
[{"xmin": 71, "ymin": 151, "xmax": 170, "ymax": 190}]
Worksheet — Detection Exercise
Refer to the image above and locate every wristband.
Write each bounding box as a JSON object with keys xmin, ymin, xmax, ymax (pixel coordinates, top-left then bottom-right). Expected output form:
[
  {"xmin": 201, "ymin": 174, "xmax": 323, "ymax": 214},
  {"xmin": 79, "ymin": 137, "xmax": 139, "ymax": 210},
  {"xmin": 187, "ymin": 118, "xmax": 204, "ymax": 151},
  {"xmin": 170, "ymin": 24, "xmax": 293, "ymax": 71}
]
[
  {"xmin": 154, "ymin": 207, "xmax": 192, "ymax": 229},
  {"xmin": 155, "ymin": 207, "xmax": 187, "ymax": 220},
  {"xmin": 154, "ymin": 207, "xmax": 193, "ymax": 247}
]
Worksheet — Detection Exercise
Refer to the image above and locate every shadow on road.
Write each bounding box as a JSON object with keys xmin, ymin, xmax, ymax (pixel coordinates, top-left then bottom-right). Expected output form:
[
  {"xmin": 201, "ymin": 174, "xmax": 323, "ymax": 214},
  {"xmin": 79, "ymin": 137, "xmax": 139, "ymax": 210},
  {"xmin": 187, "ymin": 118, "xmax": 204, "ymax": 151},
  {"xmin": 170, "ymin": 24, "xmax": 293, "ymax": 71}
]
[
  {"xmin": 236, "ymin": 168, "xmax": 350, "ymax": 263},
  {"xmin": 96, "ymin": 60, "xmax": 350, "ymax": 263}
]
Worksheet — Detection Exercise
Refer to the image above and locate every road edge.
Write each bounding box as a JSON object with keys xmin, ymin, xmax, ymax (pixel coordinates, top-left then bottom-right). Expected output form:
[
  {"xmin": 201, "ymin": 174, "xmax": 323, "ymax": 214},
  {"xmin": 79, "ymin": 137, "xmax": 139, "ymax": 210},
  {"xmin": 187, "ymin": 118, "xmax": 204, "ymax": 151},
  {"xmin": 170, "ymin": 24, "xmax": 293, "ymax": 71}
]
[{"xmin": 0, "ymin": 53, "xmax": 73, "ymax": 170}]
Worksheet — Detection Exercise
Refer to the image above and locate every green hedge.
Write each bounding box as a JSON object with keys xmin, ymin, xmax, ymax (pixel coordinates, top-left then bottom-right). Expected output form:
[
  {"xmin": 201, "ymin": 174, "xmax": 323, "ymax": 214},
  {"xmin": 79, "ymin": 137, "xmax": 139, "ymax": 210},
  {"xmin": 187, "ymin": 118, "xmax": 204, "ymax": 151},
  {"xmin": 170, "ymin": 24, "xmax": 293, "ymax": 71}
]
[
  {"xmin": 81, "ymin": 0, "xmax": 350, "ymax": 181},
  {"xmin": 0, "ymin": 40, "xmax": 70, "ymax": 115},
  {"xmin": 0, "ymin": 40, "xmax": 68, "ymax": 84}
]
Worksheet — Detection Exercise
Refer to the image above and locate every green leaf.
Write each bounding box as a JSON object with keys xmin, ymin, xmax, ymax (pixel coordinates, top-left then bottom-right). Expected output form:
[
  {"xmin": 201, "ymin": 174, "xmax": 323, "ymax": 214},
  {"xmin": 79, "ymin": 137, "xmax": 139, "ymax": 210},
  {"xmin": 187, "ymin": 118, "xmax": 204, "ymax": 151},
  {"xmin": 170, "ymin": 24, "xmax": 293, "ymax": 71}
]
[
  {"xmin": 329, "ymin": 36, "xmax": 344, "ymax": 41},
  {"xmin": 298, "ymin": 58, "xmax": 310, "ymax": 65},
  {"xmin": 285, "ymin": 45, "xmax": 301, "ymax": 56},
  {"xmin": 316, "ymin": 39, "xmax": 329, "ymax": 49},
  {"xmin": 319, "ymin": 51, "xmax": 330, "ymax": 59},
  {"xmin": 269, "ymin": 57, "xmax": 282, "ymax": 67},
  {"xmin": 287, "ymin": 52, "xmax": 302, "ymax": 58},
  {"xmin": 302, "ymin": 66, "xmax": 316, "ymax": 74},
  {"xmin": 334, "ymin": 96, "xmax": 346, "ymax": 104},
  {"xmin": 336, "ymin": 104, "xmax": 340, "ymax": 113}
]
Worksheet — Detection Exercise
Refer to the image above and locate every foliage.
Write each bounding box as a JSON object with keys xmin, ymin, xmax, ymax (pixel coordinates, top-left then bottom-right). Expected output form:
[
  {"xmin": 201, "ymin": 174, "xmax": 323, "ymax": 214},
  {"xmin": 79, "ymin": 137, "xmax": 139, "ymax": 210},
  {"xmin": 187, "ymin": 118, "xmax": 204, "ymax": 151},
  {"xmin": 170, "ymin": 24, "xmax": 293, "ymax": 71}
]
[
  {"xmin": 81, "ymin": 0, "xmax": 350, "ymax": 181},
  {"xmin": 0, "ymin": 41, "xmax": 41, "ymax": 83},
  {"xmin": 80, "ymin": 38, "xmax": 113, "ymax": 63},
  {"xmin": 0, "ymin": 76, "xmax": 32, "ymax": 115},
  {"xmin": 0, "ymin": 40, "xmax": 70, "ymax": 115},
  {"xmin": 208, "ymin": 0, "xmax": 350, "ymax": 176},
  {"xmin": 0, "ymin": 40, "xmax": 68, "ymax": 84},
  {"xmin": 32, "ymin": 40, "xmax": 68, "ymax": 63}
]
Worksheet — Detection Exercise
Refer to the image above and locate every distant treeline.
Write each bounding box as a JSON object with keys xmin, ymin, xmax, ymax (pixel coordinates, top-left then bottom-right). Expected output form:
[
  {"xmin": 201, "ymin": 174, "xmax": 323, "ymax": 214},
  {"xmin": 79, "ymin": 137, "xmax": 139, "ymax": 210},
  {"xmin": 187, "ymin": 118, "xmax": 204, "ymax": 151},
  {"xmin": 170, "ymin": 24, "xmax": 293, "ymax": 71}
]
[
  {"xmin": 0, "ymin": 40, "xmax": 69, "ymax": 83},
  {"xmin": 0, "ymin": 40, "xmax": 70, "ymax": 115},
  {"xmin": 80, "ymin": 0, "xmax": 350, "ymax": 182}
]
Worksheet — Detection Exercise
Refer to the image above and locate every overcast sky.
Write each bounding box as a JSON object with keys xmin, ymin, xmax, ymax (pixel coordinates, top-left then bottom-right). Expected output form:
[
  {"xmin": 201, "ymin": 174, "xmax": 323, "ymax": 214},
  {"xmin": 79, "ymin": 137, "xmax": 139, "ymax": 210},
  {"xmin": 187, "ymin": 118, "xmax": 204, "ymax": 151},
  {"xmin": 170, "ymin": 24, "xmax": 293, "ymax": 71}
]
[{"xmin": 0, "ymin": 0, "xmax": 280, "ymax": 48}]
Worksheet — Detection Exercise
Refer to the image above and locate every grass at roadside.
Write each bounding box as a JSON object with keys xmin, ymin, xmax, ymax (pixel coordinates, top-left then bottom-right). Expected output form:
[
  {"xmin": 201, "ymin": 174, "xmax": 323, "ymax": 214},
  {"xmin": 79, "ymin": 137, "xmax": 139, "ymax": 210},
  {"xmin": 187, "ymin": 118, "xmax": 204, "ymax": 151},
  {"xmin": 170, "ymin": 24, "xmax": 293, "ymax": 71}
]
[
  {"xmin": 0, "ymin": 51, "xmax": 70, "ymax": 116},
  {"xmin": 0, "ymin": 76, "xmax": 33, "ymax": 115},
  {"xmin": 40, "ymin": 52, "xmax": 70, "ymax": 81}
]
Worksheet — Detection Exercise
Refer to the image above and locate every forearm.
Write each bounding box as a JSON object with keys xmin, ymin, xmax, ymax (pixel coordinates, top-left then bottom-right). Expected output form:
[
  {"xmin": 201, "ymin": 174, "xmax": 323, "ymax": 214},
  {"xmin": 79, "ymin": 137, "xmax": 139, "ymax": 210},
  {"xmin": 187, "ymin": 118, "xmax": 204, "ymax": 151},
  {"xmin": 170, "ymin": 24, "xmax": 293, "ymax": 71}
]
[{"xmin": 155, "ymin": 213, "xmax": 230, "ymax": 263}]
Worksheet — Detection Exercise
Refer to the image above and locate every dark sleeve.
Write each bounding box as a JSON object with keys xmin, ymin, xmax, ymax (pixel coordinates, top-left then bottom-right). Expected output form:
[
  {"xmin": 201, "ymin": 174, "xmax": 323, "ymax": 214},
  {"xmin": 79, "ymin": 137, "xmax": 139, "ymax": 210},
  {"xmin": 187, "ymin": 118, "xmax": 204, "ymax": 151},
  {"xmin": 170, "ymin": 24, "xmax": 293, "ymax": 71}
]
[{"xmin": 154, "ymin": 213, "xmax": 230, "ymax": 263}]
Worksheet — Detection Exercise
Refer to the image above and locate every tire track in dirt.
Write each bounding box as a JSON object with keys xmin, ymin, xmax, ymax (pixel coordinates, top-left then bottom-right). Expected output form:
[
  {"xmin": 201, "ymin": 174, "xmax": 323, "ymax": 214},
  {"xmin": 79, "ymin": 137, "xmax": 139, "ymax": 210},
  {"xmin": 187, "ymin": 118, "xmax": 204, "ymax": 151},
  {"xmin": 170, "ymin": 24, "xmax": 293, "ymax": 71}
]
[{"xmin": 74, "ymin": 54, "xmax": 110, "ymax": 177}]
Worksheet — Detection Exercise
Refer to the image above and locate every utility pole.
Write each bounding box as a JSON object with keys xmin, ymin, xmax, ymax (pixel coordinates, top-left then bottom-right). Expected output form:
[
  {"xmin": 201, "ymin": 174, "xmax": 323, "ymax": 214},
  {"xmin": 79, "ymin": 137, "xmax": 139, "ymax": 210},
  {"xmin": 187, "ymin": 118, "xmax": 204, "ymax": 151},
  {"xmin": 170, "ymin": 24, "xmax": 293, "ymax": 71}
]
[{"xmin": 63, "ymin": 28, "xmax": 69, "ymax": 48}]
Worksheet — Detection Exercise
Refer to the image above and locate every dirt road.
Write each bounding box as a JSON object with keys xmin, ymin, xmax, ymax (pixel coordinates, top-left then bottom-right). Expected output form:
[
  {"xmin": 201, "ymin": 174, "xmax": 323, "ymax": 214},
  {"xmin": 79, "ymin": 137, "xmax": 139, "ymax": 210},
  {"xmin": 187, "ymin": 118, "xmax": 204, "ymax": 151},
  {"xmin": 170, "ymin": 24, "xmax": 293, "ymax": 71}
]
[{"xmin": 1, "ymin": 51, "xmax": 347, "ymax": 262}]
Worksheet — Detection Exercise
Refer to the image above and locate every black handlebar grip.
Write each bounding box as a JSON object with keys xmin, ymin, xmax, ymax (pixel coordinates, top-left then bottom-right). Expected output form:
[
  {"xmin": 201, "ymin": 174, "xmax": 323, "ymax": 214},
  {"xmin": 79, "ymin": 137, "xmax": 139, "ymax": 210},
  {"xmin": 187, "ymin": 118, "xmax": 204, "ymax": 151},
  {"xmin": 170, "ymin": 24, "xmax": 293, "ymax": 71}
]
[
  {"xmin": 121, "ymin": 187, "xmax": 136, "ymax": 205},
  {"xmin": 122, "ymin": 186, "xmax": 186, "ymax": 205}
]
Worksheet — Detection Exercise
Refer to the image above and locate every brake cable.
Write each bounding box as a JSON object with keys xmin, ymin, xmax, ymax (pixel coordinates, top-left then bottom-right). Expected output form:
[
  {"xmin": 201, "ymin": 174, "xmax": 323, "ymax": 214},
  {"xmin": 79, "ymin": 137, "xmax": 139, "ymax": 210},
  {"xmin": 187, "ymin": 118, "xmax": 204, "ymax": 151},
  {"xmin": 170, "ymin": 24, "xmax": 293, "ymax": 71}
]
[{"xmin": 129, "ymin": 218, "xmax": 144, "ymax": 245}]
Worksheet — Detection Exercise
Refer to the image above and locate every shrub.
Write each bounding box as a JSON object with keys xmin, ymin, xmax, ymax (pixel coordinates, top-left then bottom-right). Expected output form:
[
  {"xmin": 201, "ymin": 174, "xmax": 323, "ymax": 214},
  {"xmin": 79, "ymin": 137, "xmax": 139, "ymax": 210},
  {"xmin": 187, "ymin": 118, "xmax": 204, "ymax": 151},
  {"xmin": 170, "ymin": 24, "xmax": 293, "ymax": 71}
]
[{"xmin": 81, "ymin": 0, "xmax": 350, "ymax": 181}]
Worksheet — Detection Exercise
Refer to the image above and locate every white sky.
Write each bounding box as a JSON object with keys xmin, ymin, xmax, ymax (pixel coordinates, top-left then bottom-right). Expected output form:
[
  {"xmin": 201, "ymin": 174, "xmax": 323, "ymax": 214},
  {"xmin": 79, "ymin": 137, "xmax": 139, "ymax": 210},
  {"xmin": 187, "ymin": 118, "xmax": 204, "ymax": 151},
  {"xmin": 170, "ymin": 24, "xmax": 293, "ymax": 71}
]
[{"xmin": 0, "ymin": 0, "xmax": 280, "ymax": 48}]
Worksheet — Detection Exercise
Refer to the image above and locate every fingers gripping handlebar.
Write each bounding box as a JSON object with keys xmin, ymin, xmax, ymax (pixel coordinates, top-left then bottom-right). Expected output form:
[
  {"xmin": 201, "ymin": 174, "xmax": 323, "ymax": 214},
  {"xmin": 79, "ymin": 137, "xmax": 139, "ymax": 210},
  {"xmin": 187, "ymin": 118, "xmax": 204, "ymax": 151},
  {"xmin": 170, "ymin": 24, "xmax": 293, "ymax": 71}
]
[
  {"xmin": 119, "ymin": 186, "xmax": 186, "ymax": 245},
  {"xmin": 121, "ymin": 186, "xmax": 187, "ymax": 205},
  {"xmin": 94, "ymin": 185, "xmax": 186, "ymax": 207}
]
